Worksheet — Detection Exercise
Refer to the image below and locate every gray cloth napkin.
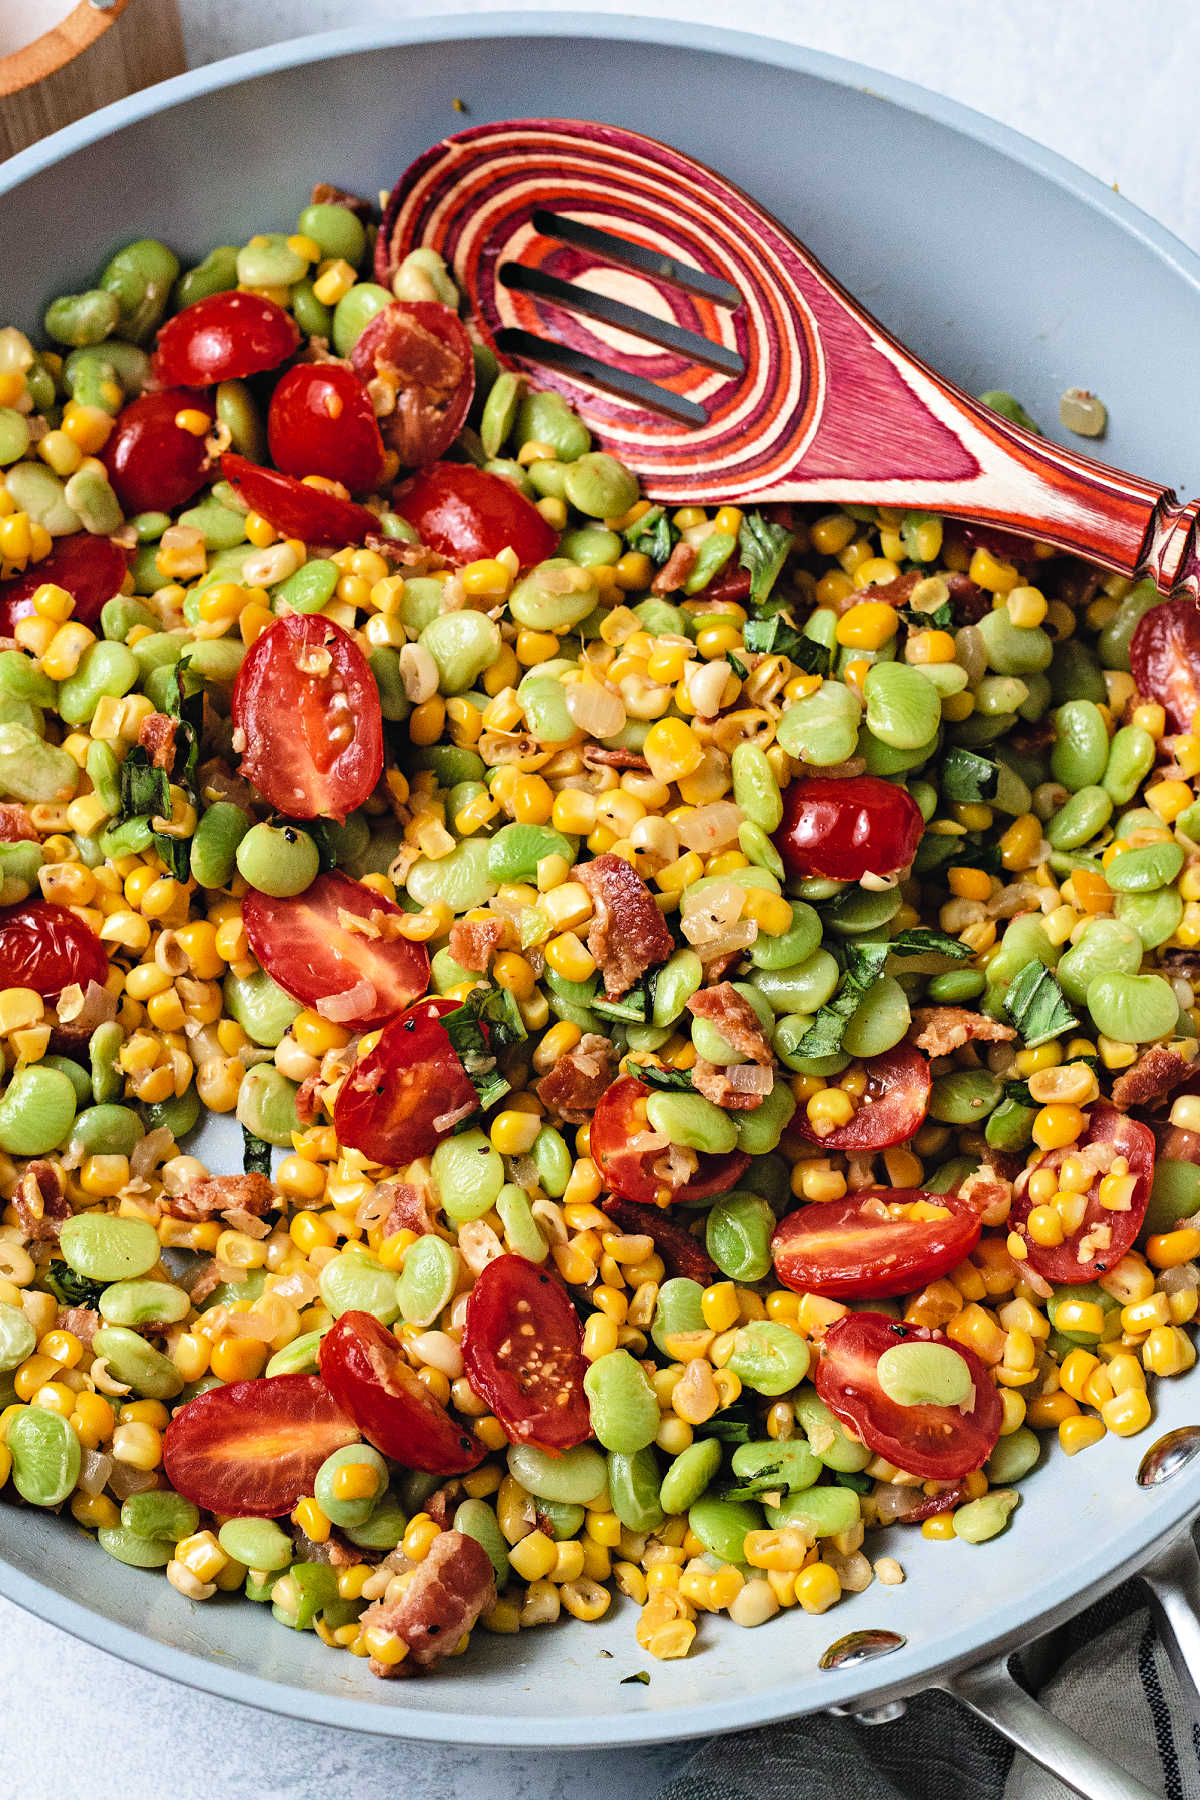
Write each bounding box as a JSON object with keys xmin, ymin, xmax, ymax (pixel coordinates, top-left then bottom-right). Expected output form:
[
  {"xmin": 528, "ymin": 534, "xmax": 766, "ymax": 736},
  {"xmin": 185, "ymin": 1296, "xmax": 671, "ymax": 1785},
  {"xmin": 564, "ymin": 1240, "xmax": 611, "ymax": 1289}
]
[{"xmin": 652, "ymin": 1585, "xmax": 1200, "ymax": 1800}]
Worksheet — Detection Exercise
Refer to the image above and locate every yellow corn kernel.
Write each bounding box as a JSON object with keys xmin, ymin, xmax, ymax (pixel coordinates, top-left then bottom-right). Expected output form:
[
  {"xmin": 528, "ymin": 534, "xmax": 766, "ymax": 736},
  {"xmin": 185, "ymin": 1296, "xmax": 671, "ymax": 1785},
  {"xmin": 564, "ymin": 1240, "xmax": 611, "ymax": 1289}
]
[
  {"xmin": 1026, "ymin": 1390, "xmax": 1080, "ymax": 1429},
  {"xmin": 1059, "ymin": 1415, "xmax": 1106, "ymax": 1456},
  {"xmin": 1146, "ymin": 779, "xmax": 1193, "ymax": 823},
  {"xmin": 293, "ymin": 1496, "xmax": 332, "ymax": 1544},
  {"xmin": 489, "ymin": 1110, "xmax": 541, "ymax": 1156},
  {"xmin": 1143, "ymin": 1325, "xmax": 1197, "ymax": 1378},
  {"xmin": 1100, "ymin": 1389, "xmax": 1153, "ymax": 1437},
  {"xmin": 643, "ymin": 717, "xmax": 704, "ymax": 783},
  {"xmin": 835, "ymin": 600, "xmax": 898, "ymax": 650},
  {"xmin": 1146, "ymin": 1229, "xmax": 1200, "ymax": 1270},
  {"xmin": 969, "ymin": 547, "xmax": 1020, "ymax": 593},
  {"xmin": 948, "ymin": 866, "xmax": 993, "ymax": 902},
  {"xmin": 1058, "ymin": 1348, "xmax": 1100, "ymax": 1402},
  {"xmin": 1032, "ymin": 1105, "xmax": 1085, "ymax": 1151},
  {"xmin": 793, "ymin": 1563, "xmax": 842, "ymax": 1614},
  {"xmin": 741, "ymin": 888, "xmax": 793, "ymax": 936},
  {"xmin": 543, "ymin": 931, "xmax": 596, "ymax": 983},
  {"xmin": 805, "ymin": 1088, "xmax": 855, "ymax": 1137},
  {"xmin": 312, "ymin": 258, "xmax": 357, "ymax": 305},
  {"xmin": 80, "ymin": 1154, "xmax": 130, "ymax": 1198},
  {"xmin": 210, "ymin": 1336, "xmax": 268, "ymax": 1383},
  {"xmin": 701, "ymin": 1281, "xmax": 740, "ymax": 1332},
  {"xmin": 111, "ymin": 1421, "xmax": 162, "ymax": 1469},
  {"xmin": 1006, "ymin": 586, "xmax": 1047, "ymax": 628}
]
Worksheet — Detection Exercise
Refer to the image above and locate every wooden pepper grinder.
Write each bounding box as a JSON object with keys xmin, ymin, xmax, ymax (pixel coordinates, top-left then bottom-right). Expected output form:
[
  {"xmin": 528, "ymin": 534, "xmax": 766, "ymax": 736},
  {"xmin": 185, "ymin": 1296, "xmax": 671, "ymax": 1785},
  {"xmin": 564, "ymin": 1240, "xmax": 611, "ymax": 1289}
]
[{"xmin": 0, "ymin": 0, "xmax": 186, "ymax": 161}]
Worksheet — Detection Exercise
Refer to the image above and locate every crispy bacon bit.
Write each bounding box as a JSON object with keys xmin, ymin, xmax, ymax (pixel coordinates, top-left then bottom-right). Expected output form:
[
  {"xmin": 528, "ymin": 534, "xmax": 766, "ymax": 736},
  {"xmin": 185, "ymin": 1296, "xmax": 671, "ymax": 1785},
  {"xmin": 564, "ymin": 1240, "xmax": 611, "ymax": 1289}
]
[
  {"xmin": 294, "ymin": 1072, "xmax": 322, "ymax": 1125},
  {"xmin": 360, "ymin": 1530, "xmax": 495, "ymax": 1676},
  {"xmin": 57, "ymin": 1305, "xmax": 100, "ymax": 1347},
  {"xmin": 188, "ymin": 1259, "xmax": 226, "ymax": 1305},
  {"xmin": 13, "ymin": 1161, "xmax": 70, "ymax": 1244},
  {"xmin": 138, "ymin": 711, "xmax": 178, "ymax": 772},
  {"xmin": 602, "ymin": 1195, "xmax": 717, "ymax": 1284},
  {"xmin": 854, "ymin": 570, "xmax": 922, "ymax": 611},
  {"xmin": 577, "ymin": 853, "xmax": 673, "ymax": 998},
  {"xmin": 1111, "ymin": 1044, "xmax": 1197, "ymax": 1112},
  {"xmin": 425, "ymin": 1481, "xmax": 461, "ymax": 1530},
  {"xmin": 651, "ymin": 541, "xmax": 697, "ymax": 594},
  {"xmin": 162, "ymin": 1172, "xmax": 275, "ymax": 1224},
  {"xmin": 0, "ymin": 803, "xmax": 37, "ymax": 842},
  {"xmin": 292, "ymin": 1523, "xmax": 362, "ymax": 1567},
  {"xmin": 581, "ymin": 744, "xmax": 650, "ymax": 771},
  {"xmin": 448, "ymin": 918, "xmax": 508, "ymax": 973},
  {"xmin": 687, "ymin": 983, "xmax": 773, "ymax": 1067},
  {"xmin": 895, "ymin": 1482, "xmax": 968, "ymax": 1523},
  {"xmin": 690, "ymin": 1057, "xmax": 773, "ymax": 1112},
  {"xmin": 378, "ymin": 1179, "xmax": 440, "ymax": 1240},
  {"xmin": 909, "ymin": 1007, "xmax": 1016, "ymax": 1057},
  {"xmin": 945, "ymin": 571, "xmax": 990, "ymax": 625},
  {"xmin": 310, "ymin": 181, "xmax": 374, "ymax": 220},
  {"xmin": 536, "ymin": 1033, "xmax": 614, "ymax": 1123}
]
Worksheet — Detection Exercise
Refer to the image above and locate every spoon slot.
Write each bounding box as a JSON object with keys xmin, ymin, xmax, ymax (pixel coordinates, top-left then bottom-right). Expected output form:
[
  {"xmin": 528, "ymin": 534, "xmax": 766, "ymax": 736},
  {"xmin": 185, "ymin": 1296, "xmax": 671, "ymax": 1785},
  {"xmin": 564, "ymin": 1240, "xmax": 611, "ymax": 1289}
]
[
  {"xmin": 531, "ymin": 208, "xmax": 741, "ymax": 308},
  {"xmin": 493, "ymin": 326, "xmax": 708, "ymax": 423},
  {"xmin": 498, "ymin": 261, "xmax": 745, "ymax": 376}
]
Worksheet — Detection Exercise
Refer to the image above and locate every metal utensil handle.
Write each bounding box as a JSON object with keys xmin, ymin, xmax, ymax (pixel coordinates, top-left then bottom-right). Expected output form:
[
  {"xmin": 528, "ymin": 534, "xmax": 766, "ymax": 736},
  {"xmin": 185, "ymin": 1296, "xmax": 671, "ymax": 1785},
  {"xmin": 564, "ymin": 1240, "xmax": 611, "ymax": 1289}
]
[
  {"xmin": 945, "ymin": 1657, "xmax": 1163, "ymax": 1800},
  {"xmin": 1141, "ymin": 1531, "xmax": 1200, "ymax": 1719}
]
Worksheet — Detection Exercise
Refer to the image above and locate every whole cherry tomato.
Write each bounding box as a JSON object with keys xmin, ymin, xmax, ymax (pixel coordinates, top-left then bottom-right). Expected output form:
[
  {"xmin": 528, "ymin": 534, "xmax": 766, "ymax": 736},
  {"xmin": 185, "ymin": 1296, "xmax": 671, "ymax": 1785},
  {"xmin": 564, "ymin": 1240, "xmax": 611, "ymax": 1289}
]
[
  {"xmin": 102, "ymin": 389, "xmax": 214, "ymax": 514},
  {"xmin": 319, "ymin": 1311, "xmax": 484, "ymax": 1474},
  {"xmin": 242, "ymin": 870, "xmax": 430, "ymax": 1029},
  {"xmin": 591, "ymin": 1075, "xmax": 750, "ymax": 1206},
  {"xmin": 395, "ymin": 462, "xmax": 558, "ymax": 568},
  {"xmin": 0, "ymin": 901, "xmax": 108, "ymax": 1000},
  {"xmin": 152, "ymin": 291, "xmax": 300, "ymax": 387},
  {"xmin": 774, "ymin": 775, "xmax": 924, "ymax": 882},
  {"xmin": 771, "ymin": 1189, "xmax": 982, "ymax": 1300},
  {"xmin": 231, "ymin": 612, "xmax": 383, "ymax": 822},
  {"xmin": 333, "ymin": 995, "xmax": 478, "ymax": 1166},
  {"xmin": 221, "ymin": 452, "xmax": 377, "ymax": 547},
  {"xmin": 798, "ymin": 1043, "xmax": 931, "ymax": 1152},
  {"xmin": 462, "ymin": 1255, "xmax": 592, "ymax": 1452},
  {"xmin": 349, "ymin": 300, "xmax": 474, "ymax": 466},
  {"xmin": 1130, "ymin": 597, "xmax": 1200, "ymax": 734},
  {"xmin": 161, "ymin": 1374, "xmax": 359, "ymax": 1516},
  {"xmin": 1008, "ymin": 1103, "xmax": 1155, "ymax": 1283},
  {"xmin": 815, "ymin": 1311, "xmax": 1003, "ymax": 1481},
  {"xmin": 267, "ymin": 363, "xmax": 384, "ymax": 492},
  {"xmin": 0, "ymin": 533, "xmax": 127, "ymax": 635}
]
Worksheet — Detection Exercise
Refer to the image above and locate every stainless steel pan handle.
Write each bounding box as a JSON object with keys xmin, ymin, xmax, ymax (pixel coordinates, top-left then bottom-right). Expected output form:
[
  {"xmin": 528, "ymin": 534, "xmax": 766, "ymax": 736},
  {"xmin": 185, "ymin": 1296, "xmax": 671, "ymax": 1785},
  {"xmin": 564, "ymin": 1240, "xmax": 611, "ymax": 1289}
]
[{"xmin": 943, "ymin": 1656, "xmax": 1163, "ymax": 1800}]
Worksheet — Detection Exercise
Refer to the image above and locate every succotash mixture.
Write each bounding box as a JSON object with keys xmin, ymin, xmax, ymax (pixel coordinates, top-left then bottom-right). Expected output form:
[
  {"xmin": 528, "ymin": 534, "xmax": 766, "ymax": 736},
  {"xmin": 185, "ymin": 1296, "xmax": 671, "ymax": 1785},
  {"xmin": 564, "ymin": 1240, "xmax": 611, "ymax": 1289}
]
[{"xmin": 0, "ymin": 184, "xmax": 1197, "ymax": 1681}]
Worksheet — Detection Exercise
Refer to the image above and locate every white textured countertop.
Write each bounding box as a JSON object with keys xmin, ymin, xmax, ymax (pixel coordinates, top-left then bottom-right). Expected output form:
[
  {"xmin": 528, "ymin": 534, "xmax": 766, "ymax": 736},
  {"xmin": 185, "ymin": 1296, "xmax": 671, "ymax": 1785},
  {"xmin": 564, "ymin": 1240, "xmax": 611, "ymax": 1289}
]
[{"xmin": 4, "ymin": 2, "xmax": 1200, "ymax": 1795}]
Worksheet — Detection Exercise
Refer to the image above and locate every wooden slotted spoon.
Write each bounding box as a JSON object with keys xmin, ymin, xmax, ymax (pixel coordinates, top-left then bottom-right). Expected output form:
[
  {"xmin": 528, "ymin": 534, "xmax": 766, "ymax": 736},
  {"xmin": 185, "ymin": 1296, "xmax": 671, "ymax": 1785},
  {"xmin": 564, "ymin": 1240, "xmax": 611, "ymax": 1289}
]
[{"xmin": 377, "ymin": 117, "xmax": 1200, "ymax": 595}]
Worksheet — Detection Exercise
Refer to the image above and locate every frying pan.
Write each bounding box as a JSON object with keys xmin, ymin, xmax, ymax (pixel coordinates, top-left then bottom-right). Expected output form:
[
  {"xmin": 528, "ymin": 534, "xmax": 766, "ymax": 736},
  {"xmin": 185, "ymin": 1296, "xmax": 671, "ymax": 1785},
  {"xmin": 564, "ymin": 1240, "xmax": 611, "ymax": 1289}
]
[{"xmin": 1, "ymin": 17, "xmax": 1199, "ymax": 1794}]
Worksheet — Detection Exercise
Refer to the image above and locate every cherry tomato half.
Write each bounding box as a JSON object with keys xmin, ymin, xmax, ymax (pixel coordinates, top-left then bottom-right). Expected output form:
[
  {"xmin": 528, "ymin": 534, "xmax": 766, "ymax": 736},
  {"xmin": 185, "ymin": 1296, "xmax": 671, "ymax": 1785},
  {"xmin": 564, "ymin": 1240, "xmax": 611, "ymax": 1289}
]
[
  {"xmin": 0, "ymin": 901, "xmax": 108, "ymax": 1000},
  {"xmin": 231, "ymin": 612, "xmax": 383, "ymax": 822},
  {"xmin": 774, "ymin": 775, "xmax": 924, "ymax": 883},
  {"xmin": 1130, "ymin": 597, "xmax": 1200, "ymax": 734},
  {"xmin": 0, "ymin": 533, "xmax": 127, "ymax": 635},
  {"xmin": 161, "ymin": 1373, "xmax": 359, "ymax": 1516},
  {"xmin": 349, "ymin": 301, "xmax": 474, "ymax": 467},
  {"xmin": 333, "ymin": 995, "xmax": 478, "ymax": 1166},
  {"xmin": 815, "ymin": 1311, "xmax": 1003, "ymax": 1481},
  {"xmin": 242, "ymin": 870, "xmax": 430, "ymax": 1029},
  {"xmin": 771, "ymin": 1188, "xmax": 982, "ymax": 1300},
  {"xmin": 267, "ymin": 363, "xmax": 384, "ymax": 493},
  {"xmin": 221, "ymin": 452, "xmax": 376, "ymax": 547},
  {"xmin": 798, "ymin": 1043, "xmax": 931, "ymax": 1153},
  {"xmin": 1008, "ymin": 1103, "xmax": 1155, "ymax": 1283},
  {"xmin": 319, "ymin": 1311, "xmax": 484, "ymax": 1474},
  {"xmin": 152, "ymin": 291, "xmax": 300, "ymax": 387},
  {"xmin": 395, "ymin": 463, "xmax": 558, "ymax": 569},
  {"xmin": 462, "ymin": 1255, "xmax": 592, "ymax": 1451},
  {"xmin": 591, "ymin": 1075, "xmax": 750, "ymax": 1206},
  {"xmin": 102, "ymin": 389, "xmax": 214, "ymax": 515}
]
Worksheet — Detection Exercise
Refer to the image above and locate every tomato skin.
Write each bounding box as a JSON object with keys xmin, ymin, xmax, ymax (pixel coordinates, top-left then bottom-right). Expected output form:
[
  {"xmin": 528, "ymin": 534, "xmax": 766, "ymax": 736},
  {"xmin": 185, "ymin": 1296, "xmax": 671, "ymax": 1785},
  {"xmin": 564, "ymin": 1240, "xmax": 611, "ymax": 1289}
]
[
  {"xmin": 349, "ymin": 301, "xmax": 474, "ymax": 467},
  {"xmin": 1130, "ymin": 597, "xmax": 1200, "ymax": 734},
  {"xmin": 102, "ymin": 389, "xmax": 214, "ymax": 514},
  {"xmin": 798, "ymin": 1043, "xmax": 931, "ymax": 1152},
  {"xmin": 231, "ymin": 611, "xmax": 383, "ymax": 822},
  {"xmin": 0, "ymin": 901, "xmax": 108, "ymax": 1000},
  {"xmin": 395, "ymin": 463, "xmax": 558, "ymax": 569},
  {"xmin": 0, "ymin": 533, "xmax": 127, "ymax": 635},
  {"xmin": 816, "ymin": 1311, "xmax": 1002, "ymax": 1481},
  {"xmin": 161, "ymin": 1374, "xmax": 359, "ymax": 1517},
  {"xmin": 462, "ymin": 1255, "xmax": 592, "ymax": 1451},
  {"xmin": 152, "ymin": 291, "xmax": 300, "ymax": 387},
  {"xmin": 774, "ymin": 776, "xmax": 924, "ymax": 882},
  {"xmin": 267, "ymin": 363, "xmax": 384, "ymax": 493},
  {"xmin": 771, "ymin": 1189, "xmax": 982, "ymax": 1300},
  {"xmin": 333, "ymin": 995, "xmax": 478, "ymax": 1166},
  {"xmin": 319, "ymin": 1311, "xmax": 484, "ymax": 1474},
  {"xmin": 1009, "ymin": 1103, "xmax": 1155, "ymax": 1283},
  {"xmin": 242, "ymin": 871, "xmax": 430, "ymax": 1028},
  {"xmin": 221, "ymin": 452, "xmax": 376, "ymax": 547},
  {"xmin": 591, "ymin": 1075, "xmax": 750, "ymax": 1206}
]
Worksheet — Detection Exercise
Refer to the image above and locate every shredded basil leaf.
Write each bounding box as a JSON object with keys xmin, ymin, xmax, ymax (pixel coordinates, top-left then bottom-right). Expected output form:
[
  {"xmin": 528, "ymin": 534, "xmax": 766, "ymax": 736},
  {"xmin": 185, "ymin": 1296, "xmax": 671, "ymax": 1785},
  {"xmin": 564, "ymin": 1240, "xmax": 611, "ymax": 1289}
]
[
  {"xmin": 898, "ymin": 597, "xmax": 954, "ymax": 630},
  {"xmin": 741, "ymin": 614, "xmax": 832, "ymax": 677},
  {"xmin": 119, "ymin": 749, "xmax": 169, "ymax": 823},
  {"xmin": 1003, "ymin": 963, "xmax": 1079, "ymax": 1048},
  {"xmin": 1003, "ymin": 1079, "xmax": 1036, "ymax": 1109},
  {"xmin": 43, "ymin": 1261, "xmax": 105, "ymax": 1310},
  {"xmin": 738, "ymin": 510, "xmax": 793, "ymax": 607},
  {"xmin": 241, "ymin": 1127, "xmax": 272, "ymax": 1176},
  {"xmin": 887, "ymin": 927, "xmax": 972, "ymax": 961},
  {"xmin": 441, "ymin": 983, "xmax": 528, "ymax": 1115},
  {"xmin": 621, "ymin": 1671, "xmax": 651, "ymax": 1686},
  {"xmin": 625, "ymin": 506, "xmax": 677, "ymax": 566},
  {"xmin": 832, "ymin": 1469, "xmax": 874, "ymax": 1494},
  {"xmin": 790, "ymin": 941, "xmax": 892, "ymax": 1060},
  {"xmin": 636, "ymin": 1065, "xmax": 696, "ymax": 1092},
  {"xmin": 940, "ymin": 748, "xmax": 1000, "ymax": 804},
  {"xmin": 726, "ymin": 651, "xmax": 749, "ymax": 680}
]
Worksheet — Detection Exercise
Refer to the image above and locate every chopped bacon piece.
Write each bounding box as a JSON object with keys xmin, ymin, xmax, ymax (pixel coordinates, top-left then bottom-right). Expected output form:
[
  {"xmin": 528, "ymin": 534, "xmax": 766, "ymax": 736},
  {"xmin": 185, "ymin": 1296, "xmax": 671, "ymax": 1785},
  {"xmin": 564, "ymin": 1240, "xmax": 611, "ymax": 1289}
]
[
  {"xmin": 13, "ymin": 1161, "xmax": 70, "ymax": 1244},
  {"xmin": 310, "ymin": 181, "xmax": 374, "ymax": 220},
  {"xmin": 448, "ymin": 917, "xmax": 507, "ymax": 973},
  {"xmin": 360, "ymin": 1530, "xmax": 495, "ymax": 1675},
  {"xmin": 294, "ymin": 1072, "xmax": 323, "ymax": 1125},
  {"xmin": 690, "ymin": 1057, "xmax": 772, "ymax": 1112},
  {"xmin": 945, "ymin": 571, "xmax": 990, "ymax": 625},
  {"xmin": 687, "ymin": 983, "xmax": 773, "ymax": 1068},
  {"xmin": 651, "ymin": 541, "xmax": 697, "ymax": 594},
  {"xmin": 577, "ymin": 853, "xmax": 673, "ymax": 998},
  {"xmin": 424, "ymin": 1481, "xmax": 461, "ymax": 1530},
  {"xmin": 895, "ymin": 1483, "xmax": 968, "ymax": 1523},
  {"xmin": 292, "ymin": 1523, "xmax": 362, "ymax": 1567},
  {"xmin": 909, "ymin": 1007, "xmax": 1015, "ymax": 1057},
  {"xmin": 601, "ymin": 1195, "xmax": 717, "ymax": 1284},
  {"xmin": 57, "ymin": 1305, "xmax": 100, "ymax": 1347},
  {"xmin": 535, "ymin": 1032, "xmax": 614, "ymax": 1123},
  {"xmin": 0, "ymin": 803, "xmax": 37, "ymax": 842},
  {"xmin": 162, "ymin": 1172, "xmax": 276, "ymax": 1224},
  {"xmin": 855, "ymin": 570, "xmax": 922, "ymax": 611},
  {"xmin": 379, "ymin": 1179, "xmax": 440, "ymax": 1239},
  {"xmin": 188, "ymin": 1259, "xmax": 226, "ymax": 1305},
  {"xmin": 1111, "ymin": 1044, "xmax": 1197, "ymax": 1112},
  {"xmin": 138, "ymin": 710, "xmax": 177, "ymax": 772},
  {"xmin": 581, "ymin": 744, "xmax": 650, "ymax": 772}
]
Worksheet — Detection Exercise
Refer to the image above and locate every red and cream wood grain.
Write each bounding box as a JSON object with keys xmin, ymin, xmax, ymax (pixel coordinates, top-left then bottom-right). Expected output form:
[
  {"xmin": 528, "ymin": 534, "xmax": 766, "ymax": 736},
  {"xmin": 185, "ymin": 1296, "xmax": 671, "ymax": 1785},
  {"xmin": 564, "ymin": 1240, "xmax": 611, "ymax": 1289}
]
[{"xmin": 381, "ymin": 118, "xmax": 1200, "ymax": 596}]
